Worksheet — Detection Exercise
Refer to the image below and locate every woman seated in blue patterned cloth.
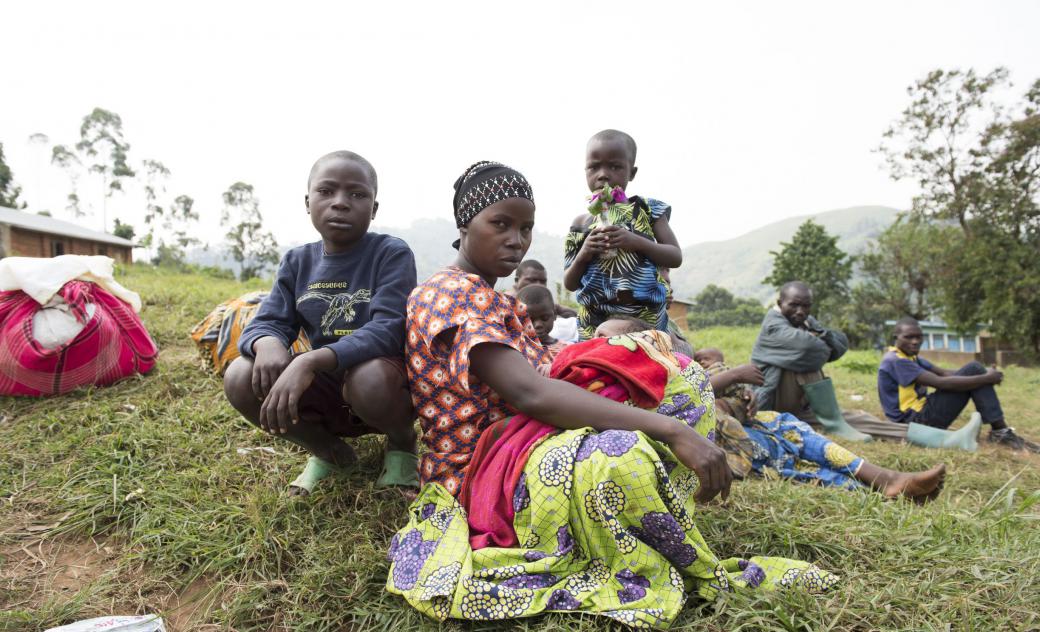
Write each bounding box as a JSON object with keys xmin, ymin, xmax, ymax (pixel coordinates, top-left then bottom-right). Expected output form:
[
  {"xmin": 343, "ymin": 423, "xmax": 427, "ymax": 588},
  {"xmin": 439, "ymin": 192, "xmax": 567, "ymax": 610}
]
[
  {"xmin": 386, "ymin": 161, "xmax": 844, "ymax": 629},
  {"xmin": 699, "ymin": 348, "xmax": 945, "ymax": 500},
  {"xmin": 596, "ymin": 318, "xmax": 946, "ymax": 501}
]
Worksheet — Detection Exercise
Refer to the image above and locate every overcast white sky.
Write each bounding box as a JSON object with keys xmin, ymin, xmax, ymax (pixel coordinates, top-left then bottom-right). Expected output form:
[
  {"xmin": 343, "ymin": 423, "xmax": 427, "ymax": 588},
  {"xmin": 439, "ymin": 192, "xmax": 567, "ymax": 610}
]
[{"xmin": 2, "ymin": 1, "xmax": 1038, "ymax": 248}]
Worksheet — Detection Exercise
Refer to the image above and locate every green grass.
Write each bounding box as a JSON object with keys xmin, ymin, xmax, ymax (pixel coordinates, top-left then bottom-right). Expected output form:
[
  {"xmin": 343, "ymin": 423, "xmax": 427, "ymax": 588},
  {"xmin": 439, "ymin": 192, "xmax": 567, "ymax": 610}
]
[{"xmin": 1, "ymin": 266, "xmax": 1038, "ymax": 631}]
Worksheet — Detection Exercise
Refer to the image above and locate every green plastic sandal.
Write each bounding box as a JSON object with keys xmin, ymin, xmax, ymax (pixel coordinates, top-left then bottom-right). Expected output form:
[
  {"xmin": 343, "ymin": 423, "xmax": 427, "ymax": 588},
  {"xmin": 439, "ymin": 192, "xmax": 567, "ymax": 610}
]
[
  {"xmin": 289, "ymin": 456, "xmax": 339, "ymax": 495},
  {"xmin": 376, "ymin": 450, "xmax": 419, "ymax": 489}
]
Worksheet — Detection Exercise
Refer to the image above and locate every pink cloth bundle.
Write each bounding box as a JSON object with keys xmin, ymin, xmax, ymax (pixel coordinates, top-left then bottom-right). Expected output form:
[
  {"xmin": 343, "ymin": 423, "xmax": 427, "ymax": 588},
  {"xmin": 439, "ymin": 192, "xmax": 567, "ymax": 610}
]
[{"xmin": 0, "ymin": 280, "xmax": 157, "ymax": 396}]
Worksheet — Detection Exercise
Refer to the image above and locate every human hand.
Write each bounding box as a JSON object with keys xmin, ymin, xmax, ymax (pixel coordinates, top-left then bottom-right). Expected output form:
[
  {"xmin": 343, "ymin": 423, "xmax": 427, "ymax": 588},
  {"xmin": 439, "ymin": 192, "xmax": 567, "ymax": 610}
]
[
  {"xmin": 986, "ymin": 368, "xmax": 1004, "ymax": 385},
  {"xmin": 251, "ymin": 337, "xmax": 292, "ymax": 400},
  {"xmin": 730, "ymin": 363, "xmax": 765, "ymax": 386},
  {"xmin": 743, "ymin": 387, "xmax": 758, "ymax": 419},
  {"xmin": 536, "ymin": 363, "xmax": 552, "ymax": 377},
  {"xmin": 596, "ymin": 225, "xmax": 642, "ymax": 252},
  {"xmin": 577, "ymin": 228, "xmax": 608, "ymax": 262},
  {"xmin": 804, "ymin": 316, "xmax": 824, "ymax": 333},
  {"xmin": 258, "ymin": 354, "xmax": 319, "ymax": 435},
  {"xmin": 667, "ymin": 425, "xmax": 732, "ymax": 503}
]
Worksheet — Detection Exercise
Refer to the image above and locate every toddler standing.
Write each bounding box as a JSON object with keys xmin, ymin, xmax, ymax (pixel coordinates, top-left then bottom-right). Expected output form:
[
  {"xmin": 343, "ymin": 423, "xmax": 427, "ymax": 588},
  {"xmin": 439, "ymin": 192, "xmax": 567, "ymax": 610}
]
[{"xmin": 563, "ymin": 129, "xmax": 682, "ymax": 339}]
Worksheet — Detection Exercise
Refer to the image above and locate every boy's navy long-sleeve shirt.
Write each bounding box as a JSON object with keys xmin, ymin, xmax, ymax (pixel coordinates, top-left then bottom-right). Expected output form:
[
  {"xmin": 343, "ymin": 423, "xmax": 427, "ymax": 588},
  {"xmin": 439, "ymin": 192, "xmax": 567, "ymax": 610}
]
[{"xmin": 238, "ymin": 233, "xmax": 417, "ymax": 371}]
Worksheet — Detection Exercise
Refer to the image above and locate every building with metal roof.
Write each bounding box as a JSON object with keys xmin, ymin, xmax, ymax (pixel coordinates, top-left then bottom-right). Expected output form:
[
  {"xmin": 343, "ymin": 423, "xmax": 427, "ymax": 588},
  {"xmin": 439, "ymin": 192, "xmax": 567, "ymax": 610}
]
[
  {"xmin": 883, "ymin": 319, "xmax": 1032, "ymax": 367},
  {"xmin": 0, "ymin": 205, "xmax": 133, "ymax": 263}
]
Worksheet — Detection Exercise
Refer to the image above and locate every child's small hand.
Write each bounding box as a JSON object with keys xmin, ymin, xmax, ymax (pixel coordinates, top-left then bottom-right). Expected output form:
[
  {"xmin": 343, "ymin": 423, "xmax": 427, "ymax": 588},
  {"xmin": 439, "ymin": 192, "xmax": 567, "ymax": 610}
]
[
  {"xmin": 536, "ymin": 363, "xmax": 552, "ymax": 377},
  {"xmin": 596, "ymin": 225, "xmax": 642, "ymax": 252},
  {"xmin": 259, "ymin": 355, "xmax": 319, "ymax": 435},
  {"xmin": 576, "ymin": 228, "xmax": 608, "ymax": 261},
  {"xmin": 252, "ymin": 337, "xmax": 292, "ymax": 400}
]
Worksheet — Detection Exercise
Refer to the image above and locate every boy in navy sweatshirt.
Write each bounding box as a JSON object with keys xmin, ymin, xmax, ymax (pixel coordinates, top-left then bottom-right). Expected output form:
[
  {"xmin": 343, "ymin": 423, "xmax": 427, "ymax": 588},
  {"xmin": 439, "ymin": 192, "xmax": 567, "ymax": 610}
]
[{"xmin": 224, "ymin": 150, "xmax": 418, "ymax": 496}]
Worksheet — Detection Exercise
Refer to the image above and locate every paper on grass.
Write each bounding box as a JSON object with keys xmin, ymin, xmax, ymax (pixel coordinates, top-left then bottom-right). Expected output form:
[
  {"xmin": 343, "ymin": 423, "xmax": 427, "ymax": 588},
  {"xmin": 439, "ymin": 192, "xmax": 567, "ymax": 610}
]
[{"xmin": 44, "ymin": 615, "xmax": 165, "ymax": 632}]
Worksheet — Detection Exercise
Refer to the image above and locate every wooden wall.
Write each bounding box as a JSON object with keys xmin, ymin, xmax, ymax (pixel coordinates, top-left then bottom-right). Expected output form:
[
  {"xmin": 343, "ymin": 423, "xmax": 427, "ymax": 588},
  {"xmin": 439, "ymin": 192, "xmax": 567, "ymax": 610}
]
[
  {"xmin": 667, "ymin": 301, "xmax": 691, "ymax": 325},
  {"xmin": 5, "ymin": 226, "xmax": 131, "ymax": 263}
]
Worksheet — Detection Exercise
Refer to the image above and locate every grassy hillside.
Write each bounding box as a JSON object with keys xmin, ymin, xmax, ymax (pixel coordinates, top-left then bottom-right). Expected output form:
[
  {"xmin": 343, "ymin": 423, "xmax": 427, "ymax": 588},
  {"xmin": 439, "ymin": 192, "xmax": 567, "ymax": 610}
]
[
  {"xmin": 1, "ymin": 266, "xmax": 1038, "ymax": 631},
  {"xmin": 670, "ymin": 205, "xmax": 901, "ymax": 302},
  {"xmin": 373, "ymin": 219, "xmax": 568, "ymax": 294},
  {"xmin": 373, "ymin": 205, "xmax": 901, "ymax": 300}
]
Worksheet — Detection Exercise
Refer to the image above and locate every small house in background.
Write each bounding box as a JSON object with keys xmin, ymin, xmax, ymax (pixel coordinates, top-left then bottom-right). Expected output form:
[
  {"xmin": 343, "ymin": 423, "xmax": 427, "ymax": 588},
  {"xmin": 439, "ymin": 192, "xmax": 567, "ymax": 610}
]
[
  {"xmin": 667, "ymin": 298, "xmax": 694, "ymax": 326},
  {"xmin": 0, "ymin": 205, "xmax": 133, "ymax": 263},
  {"xmin": 884, "ymin": 319, "xmax": 1033, "ymax": 367}
]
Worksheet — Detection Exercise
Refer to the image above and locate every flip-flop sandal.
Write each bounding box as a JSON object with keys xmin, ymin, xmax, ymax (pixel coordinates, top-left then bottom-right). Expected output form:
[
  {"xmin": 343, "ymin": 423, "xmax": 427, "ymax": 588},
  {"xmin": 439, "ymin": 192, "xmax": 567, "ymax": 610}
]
[
  {"xmin": 289, "ymin": 456, "xmax": 339, "ymax": 495},
  {"xmin": 376, "ymin": 450, "xmax": 419, "ymax": 489}
]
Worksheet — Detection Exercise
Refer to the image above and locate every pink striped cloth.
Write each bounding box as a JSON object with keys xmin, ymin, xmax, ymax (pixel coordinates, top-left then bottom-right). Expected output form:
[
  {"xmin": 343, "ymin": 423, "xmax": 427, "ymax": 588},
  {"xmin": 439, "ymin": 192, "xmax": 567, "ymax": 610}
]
[{"xmin": 0, "ymin": 280, "xmax": 157, "ymax": 396}]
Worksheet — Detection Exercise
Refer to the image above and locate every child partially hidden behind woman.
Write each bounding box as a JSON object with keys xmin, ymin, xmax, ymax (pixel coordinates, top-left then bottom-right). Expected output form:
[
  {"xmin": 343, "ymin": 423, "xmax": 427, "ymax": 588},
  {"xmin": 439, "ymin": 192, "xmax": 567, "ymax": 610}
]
[
  {"xmin": 563, "ymin": 129, "xmax": 682, "ymax": 340},
  {"xmin": 516, "ymin": 284, "xmax": 570, "ymax": 361},
  {"xmin": 597, "ymin": 318, "xmax": 947, "ymax": 502}
]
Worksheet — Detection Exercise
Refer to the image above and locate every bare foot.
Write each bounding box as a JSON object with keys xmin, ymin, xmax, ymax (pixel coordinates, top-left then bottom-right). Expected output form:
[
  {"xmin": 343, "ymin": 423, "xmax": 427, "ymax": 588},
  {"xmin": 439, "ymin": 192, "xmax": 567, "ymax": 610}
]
[{"xmin": 881, "ymin": 463, "xmax": 946, "ymax": 504}]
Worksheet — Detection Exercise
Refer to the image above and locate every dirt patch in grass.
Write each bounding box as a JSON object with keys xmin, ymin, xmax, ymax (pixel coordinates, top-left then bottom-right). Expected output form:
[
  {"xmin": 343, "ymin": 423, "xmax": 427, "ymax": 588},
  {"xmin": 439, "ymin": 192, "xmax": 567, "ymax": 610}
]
[
  {"xmin": 1, "ymin": 526, "xmax": 227, "ymax": 630},
  {"xmin": 0, "ymin": 535, "xmax": 115, "ymax": 612},
  {"xmin": 155, "ymin": 574, "xmax": 226, "ymax": 632}
]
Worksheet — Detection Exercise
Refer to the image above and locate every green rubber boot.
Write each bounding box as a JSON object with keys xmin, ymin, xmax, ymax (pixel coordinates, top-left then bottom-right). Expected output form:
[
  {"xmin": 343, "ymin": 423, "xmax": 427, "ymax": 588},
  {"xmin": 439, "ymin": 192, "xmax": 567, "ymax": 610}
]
[
  {"xmin": 906, "ymin": 412, "xmax": 981, "ymax": 452},
  {"xmin": 801, "ymin": 378, "xmax": 872, "ymax": 443}
]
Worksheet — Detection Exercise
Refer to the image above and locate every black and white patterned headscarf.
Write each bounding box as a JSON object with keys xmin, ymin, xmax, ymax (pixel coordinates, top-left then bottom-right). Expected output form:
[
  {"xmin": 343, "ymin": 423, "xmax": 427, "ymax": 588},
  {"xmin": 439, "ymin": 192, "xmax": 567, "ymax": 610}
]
[{"xmin": 452, "ymin": 161, "xmax": 534, "ymax": 249}]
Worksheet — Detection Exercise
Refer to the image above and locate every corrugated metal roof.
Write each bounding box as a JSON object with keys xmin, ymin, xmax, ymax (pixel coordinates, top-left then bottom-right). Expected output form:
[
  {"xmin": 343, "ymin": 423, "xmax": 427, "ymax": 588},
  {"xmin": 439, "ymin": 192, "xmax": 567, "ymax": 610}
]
[
  {"xmin": 0, "ymin": 205, "xmax": 135, "ymax": 247},
  {"xmin": 884, "ymin": 318, "xmax": 984, "ymax": 332}
]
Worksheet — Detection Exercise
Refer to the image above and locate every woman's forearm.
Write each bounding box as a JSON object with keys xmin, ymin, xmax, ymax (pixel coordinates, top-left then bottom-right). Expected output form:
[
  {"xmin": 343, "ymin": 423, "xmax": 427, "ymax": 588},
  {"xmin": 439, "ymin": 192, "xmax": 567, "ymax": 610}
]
[
  {"xmin": 521, "ymin": 377, "xmax": 686, "ymax": 444},
  {"xmin": 472, "ymin": 342, "xmax": 684, "ymax": 445}
]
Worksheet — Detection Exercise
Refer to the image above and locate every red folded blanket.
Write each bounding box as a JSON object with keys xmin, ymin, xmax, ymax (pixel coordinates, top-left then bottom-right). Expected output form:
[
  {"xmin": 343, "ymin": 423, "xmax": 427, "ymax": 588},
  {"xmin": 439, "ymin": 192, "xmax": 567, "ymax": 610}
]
[
  {"xmin": 461, "ymin": 333, "xmax": 674, "ymax": 549},
  {"xmin": 550, "ymin": 334, "xmax": 671, "ymax": 407}
]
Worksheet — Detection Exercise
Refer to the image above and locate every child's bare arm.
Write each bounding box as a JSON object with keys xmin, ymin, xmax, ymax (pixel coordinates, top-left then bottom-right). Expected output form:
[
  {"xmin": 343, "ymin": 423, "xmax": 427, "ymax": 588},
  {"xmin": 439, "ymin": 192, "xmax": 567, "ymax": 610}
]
[
  {"xmin": 648, "ymin": 215, "xmax": 682, "ymax": 267},
  {"xmin": 563, "ymin": 213, "xmax": 602, "ymax": 291},
  {"xmin": 709, "ymin": 364, "xmax": 764, "ymax": 392}
]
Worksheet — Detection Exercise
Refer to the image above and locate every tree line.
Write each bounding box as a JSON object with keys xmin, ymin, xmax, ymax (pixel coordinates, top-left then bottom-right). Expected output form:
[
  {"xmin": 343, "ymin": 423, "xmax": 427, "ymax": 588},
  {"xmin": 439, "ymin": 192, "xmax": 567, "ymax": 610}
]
[
  {"xmin": 0, "ymin": 109, "xmax": 279, "ymax": 281},
  {"xmin": 760, "ymin": 68, "xmax": 1039, "ymax": 358},
  {"xmin": 3, "ymin": 68, "xmax": 1037, "ymax": 356}
]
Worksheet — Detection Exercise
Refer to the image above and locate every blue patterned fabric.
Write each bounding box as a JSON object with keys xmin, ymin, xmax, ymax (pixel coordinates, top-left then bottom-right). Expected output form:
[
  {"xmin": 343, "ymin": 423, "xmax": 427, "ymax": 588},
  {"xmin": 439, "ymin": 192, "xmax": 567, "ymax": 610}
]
[
  {"xmin": 564, "ymin": 196, "xmax": 670, "ymax": 339},
  {"xmin": 742, "ymin": 412, "xmax": 864, "ymax": 490}
]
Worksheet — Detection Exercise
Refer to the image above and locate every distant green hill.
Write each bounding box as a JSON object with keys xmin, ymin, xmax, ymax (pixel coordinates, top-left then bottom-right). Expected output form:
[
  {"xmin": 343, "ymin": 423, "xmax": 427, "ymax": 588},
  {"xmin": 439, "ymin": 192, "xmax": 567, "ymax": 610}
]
[
  {"xmin": 189, "ymin": 205, "xmax": 901, "ymax": 299},
  {"xmin": 374, "ymin": 205, "xmax": 900, "ymax": 299},
  {"xmin": 670, "ymin": 205, "xmax": 901, "ymax": 302},
  {"xmin": 374, "ymin": 219, "xmax": 569, "ymax": 293}
]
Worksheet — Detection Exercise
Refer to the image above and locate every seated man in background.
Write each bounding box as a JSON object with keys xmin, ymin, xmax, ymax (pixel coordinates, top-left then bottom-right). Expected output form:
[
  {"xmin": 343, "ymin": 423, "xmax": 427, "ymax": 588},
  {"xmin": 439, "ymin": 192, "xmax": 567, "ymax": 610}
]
[
  {"xmin": 879, "ymin": 317, "xmax": 1039, "ymax": 453},
  {"xmin": 751, "ymin": 281, "xmax": 901, "ymax": 443}
]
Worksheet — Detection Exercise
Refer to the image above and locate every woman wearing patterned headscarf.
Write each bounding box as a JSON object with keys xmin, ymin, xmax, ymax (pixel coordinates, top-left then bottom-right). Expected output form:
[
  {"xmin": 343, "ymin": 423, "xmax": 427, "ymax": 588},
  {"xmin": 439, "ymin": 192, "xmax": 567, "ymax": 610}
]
[{"xmin": 386, "ymin": 162, "xmax": 836, "ymax": 627}]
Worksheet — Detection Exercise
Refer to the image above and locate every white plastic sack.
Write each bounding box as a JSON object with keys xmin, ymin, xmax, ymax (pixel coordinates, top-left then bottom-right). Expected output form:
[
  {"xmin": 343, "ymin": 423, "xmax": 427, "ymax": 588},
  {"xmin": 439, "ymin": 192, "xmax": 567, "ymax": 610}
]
[
  {"xmin": 31, "ymin": 296, "xmax": 97, "ymax": 349},
  {"xmin": 549, "ymin": 316, "xmax": 580, "ymax": 343},
  {"xmin": 44, "ymin": 615, "xmax": 165, "ymax": 632},
  {"xmin": 0, "ymin": 255, "xmax": 141, "ymax": 312}
]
